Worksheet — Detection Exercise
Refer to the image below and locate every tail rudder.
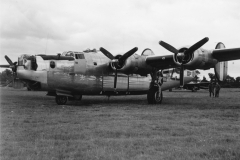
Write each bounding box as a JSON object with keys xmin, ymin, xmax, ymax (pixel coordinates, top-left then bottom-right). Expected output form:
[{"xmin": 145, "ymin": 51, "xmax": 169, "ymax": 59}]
[{"xmin": 214, "ymin": 42, "xmax": 228, "ymax": 82}]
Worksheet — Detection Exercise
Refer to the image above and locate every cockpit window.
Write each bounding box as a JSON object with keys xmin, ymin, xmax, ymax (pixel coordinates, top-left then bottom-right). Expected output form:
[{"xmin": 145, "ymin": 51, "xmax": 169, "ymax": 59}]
[
  {"xmin": 75, "ymin": 54, "xmax": 85, "ymax": 59},
  {"xmin": 65, "ymin": 51, "xmax": 74, "ymax": 57},
  {"xmin": 50, "ymin": 61, "xmax": 56, "ymax": 68}
]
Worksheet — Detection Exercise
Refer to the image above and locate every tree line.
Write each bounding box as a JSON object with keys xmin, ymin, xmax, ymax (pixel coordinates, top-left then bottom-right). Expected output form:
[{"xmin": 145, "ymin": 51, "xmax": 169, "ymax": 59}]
[
  {"xmin": 207, "ymin": 73, "xmax": 240, "ymax": 88},
  {"xmin": 0, "ymin": 69, "xmax": 13, "ymax": 85}
]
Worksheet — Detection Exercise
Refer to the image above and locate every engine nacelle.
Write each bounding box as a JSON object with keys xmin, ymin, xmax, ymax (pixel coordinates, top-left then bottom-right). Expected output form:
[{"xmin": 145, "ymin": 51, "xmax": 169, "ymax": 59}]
[
  {"xmin": 18, "ymin": 54, "xmax": 38, "ymax": 70},
  {"xmin": 173, "ymin": 46, "xmax": 218, "ymax": 70},
  {"xmin": 109, "ymin": 55, "xmax": 151, "ymax": 76},
  {"xmin": 109, "ymin": 49, "xmax": 155, "ymax": 76},
  {"xmin": 173, "ymin": 43, "xmax": 228, "ymax": 81}
]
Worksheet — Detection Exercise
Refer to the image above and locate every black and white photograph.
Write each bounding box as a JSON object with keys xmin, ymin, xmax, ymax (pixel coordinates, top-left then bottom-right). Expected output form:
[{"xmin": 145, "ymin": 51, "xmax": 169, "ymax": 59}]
[{"xmin": 1, "ymin": 0, "xmax": 240, "ymax": 159}]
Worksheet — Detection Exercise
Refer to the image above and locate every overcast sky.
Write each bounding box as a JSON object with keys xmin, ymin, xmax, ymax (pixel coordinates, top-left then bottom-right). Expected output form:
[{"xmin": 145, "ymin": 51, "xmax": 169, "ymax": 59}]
[{"xmin": 1, "ymin": 0, "xmax": 240, "ymax": 79}]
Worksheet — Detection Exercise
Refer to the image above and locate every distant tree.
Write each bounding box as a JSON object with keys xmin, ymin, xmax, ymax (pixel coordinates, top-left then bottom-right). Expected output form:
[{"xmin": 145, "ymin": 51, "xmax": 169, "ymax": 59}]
[
  {"xmin": 201, "ymin": 76, "xmax": 209, "ymax": 82},
  {"xmin": 225, "ymin": 75, "xmax": 235, "ymax": 83},
  {"xmin": 235, "ymin": 77, "xmax": 240, "ymax": 88},
  {"xmin": 221, "ymin": 75, "xmax": 236, "ymax": 88},
  {"xmin": 208, "ymin": 73, "xmax": 215, "ymax": 79},
  {"xmin": 0, "ymin": 69, "xmax": 13, "ymax": 84},
  {"xmin": 235, "ymin": 77, "xmax": 240, "ymax": 83}
]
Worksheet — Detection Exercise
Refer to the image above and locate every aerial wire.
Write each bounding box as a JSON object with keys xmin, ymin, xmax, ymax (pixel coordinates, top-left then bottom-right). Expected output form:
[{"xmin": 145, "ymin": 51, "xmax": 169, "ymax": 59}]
[{"xmin": 45, "ymin": 33, "xmax": 49, "ymax": 54}]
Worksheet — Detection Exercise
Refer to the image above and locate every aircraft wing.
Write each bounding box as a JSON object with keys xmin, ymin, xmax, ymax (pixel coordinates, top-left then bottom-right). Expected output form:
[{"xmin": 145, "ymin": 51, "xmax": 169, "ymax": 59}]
[
  {"xmin": 212, "ymin": 48, "xmax": 240, "ymax": 62},
  {"xmin": 145, "ymin": 55, "xmax": 177, "ymax": 70},
  {"xmin": 183, "ymin": 82, "xmax": 210, "ymax": 91},
  {"xmin": 145, "ymin": 47, "xmax": 240, "ymax": 71}
]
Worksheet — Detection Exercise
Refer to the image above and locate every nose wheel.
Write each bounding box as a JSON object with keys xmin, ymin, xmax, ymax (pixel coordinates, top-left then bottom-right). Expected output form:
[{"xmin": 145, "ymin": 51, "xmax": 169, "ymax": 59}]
[{"xmin": 55, "ymin": 96, "xmax": 68, "ymax": 105}]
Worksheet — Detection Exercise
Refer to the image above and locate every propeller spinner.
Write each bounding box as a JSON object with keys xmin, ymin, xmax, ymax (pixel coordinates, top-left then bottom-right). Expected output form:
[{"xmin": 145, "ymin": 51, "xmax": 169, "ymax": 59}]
[
  {"xmin": 100, "ymin": 47, "xmax": 138, "ymax": 90},
  {"xmin": 159, "ymin": 37, "xmax": 209, "ymax": 87}
]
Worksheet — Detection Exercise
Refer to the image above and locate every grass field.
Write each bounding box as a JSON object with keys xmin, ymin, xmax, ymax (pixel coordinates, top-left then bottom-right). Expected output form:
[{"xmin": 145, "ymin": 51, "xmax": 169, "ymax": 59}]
[{"xmin": 0, "ymin": 87, "xmax": 240, "ymax": 160}]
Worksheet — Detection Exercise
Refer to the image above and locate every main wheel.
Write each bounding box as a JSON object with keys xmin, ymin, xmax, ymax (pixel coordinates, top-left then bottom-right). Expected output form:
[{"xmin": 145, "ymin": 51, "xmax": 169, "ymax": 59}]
[
  {"xmin": 147, "ymin": 88, "xmax": 163, "ymax": 104},
  {"xmin": 55, "ymin": 96, "xmax": 68, "ymax": 105}
]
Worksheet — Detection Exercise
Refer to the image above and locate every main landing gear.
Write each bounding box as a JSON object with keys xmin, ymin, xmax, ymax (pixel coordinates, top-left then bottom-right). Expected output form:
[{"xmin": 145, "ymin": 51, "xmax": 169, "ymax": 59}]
[
  {"xmin": 55, "ymin": 95, "xmax": 82, "ymax": 105},
  {"xmin": 147, "ymin": 82, "xmax": 163, "ymax": 104},
  {"xmin": 55, "ymin": 96, "xmax": 68, "ymax": 105},
  {"xmin": 147, "ymin": 70, "xmax": 163, "ymax": 104}
]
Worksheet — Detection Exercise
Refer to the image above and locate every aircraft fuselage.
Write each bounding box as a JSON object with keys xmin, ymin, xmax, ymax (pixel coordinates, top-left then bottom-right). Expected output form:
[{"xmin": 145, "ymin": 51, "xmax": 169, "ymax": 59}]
[{"xmin": 17, "ymin": 51, "xmax": 195, "ymax": 96}]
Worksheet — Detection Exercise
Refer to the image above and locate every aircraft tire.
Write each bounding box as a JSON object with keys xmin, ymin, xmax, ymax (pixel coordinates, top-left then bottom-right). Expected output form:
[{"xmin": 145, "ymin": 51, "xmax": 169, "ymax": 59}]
[
  {"xmin": 147, "ymin": 88, "xmax": 162, "ymax": 104},
  {"xmin": 55, "ymin": 95, "xmax": 68, "ymax": 105}
]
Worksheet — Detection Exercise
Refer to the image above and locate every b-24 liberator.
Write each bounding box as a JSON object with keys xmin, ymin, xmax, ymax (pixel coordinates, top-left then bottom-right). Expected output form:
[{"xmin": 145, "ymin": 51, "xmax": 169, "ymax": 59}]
[{"xmin": 1, "ymin": 37, "xmax": 240, "ymax": 105}]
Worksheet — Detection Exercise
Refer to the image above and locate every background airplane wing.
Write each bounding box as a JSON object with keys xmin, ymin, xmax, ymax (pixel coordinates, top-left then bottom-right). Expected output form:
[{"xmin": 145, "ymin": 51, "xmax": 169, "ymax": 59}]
[
  {"xmin": 145, "ymin": 55, "xmax": 178, "ymax": 70},
  {"xmin": 183, "ymin": 82, "xmax": 210, "ymax": 91}
]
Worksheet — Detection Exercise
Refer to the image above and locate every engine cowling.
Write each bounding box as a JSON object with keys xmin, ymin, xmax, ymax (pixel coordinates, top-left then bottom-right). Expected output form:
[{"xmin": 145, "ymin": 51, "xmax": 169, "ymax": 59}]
[
  {"xmin": 173, "ymin": 46, "xmax": 218, "ymax": 70},
  {"xmin": 109, "ymin": 53, "xmax": 152, "ymax": 76}
]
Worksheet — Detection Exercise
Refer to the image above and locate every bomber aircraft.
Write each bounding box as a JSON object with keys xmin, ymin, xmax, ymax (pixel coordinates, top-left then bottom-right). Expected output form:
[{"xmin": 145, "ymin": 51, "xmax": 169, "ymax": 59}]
[{"xmin": 1, "ymin": 37, "xmax": 240, "ymax": 105}]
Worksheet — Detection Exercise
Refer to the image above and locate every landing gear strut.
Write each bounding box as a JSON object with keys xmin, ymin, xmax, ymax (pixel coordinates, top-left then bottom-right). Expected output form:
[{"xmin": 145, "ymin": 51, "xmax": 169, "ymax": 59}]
[
  {"xmin": 55, "ymin": 95, "xmax": 68, "ymax": 105},
  {"xmin": 147, "ymin": 70, "xmax": 163, "ymax": 104},
  {"xmin": 147, "ymin": 83, "xmax": 162, "ymax": 104}
]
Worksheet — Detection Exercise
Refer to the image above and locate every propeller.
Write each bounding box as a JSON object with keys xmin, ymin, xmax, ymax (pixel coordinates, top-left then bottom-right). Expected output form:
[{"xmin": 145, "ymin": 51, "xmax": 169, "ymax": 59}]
[
  {"xmin": 159, "ymin": 41, "xmax": 178, "ymax": 54},
  {"xmin": 159, "ymin": 37, "xmax": 209, "ymax": 87},
  {"xmin": 0, "ymin": 55, "xmax": 19, "ymax": 87},
  {"xmin": 99, "ymin": 47, "xmax": 115, "ymax": 60},
  {"xmin": 100, "ymin": 47, "xmax": 138, "ymax": 90},
  {"xmin": 0, "ymin": 65, "xmax": 11, "ymax": 68},
  {"xmin": 2, "ymin": 55, "xmax": 18, "ymax": 72}
]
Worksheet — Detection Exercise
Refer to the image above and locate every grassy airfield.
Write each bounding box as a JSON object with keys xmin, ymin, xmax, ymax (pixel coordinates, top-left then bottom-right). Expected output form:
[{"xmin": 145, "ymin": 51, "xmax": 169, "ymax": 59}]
[{"xmin": 0, "ymin": 87, "xmax": 240, "ymax": 160}]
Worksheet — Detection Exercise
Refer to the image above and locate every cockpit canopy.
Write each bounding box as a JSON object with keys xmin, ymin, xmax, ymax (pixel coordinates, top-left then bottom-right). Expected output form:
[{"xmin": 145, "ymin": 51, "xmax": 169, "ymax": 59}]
[
  {"xmin": 61, "ymin": 51, "xmax": 75, "ymax": 57},
  {"xmin": 62, "ymin": 51, "xmax": 85, "ymax": 59}
]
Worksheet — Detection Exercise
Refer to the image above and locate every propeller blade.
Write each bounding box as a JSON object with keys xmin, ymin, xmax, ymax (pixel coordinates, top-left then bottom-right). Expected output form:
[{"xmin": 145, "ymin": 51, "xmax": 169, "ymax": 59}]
[
  {"xmin": 159, "ymin": 41, "xmax": 178, "ymax": 54},
  {"xmin": 119, "ymin": 47, "xmax": 138, "ymax": 63},
  {"xmin": 114, "ymin": 69, "xmax": 118, "ymax": 89},
  {"xmin": 180, "ymin": 64, "xmax": 184, "ymax": 87},
  {"xmin": 5, "ymin": 55, "xmax": 14, "ymax": 66},
  {"xmin": 185, "ymin": 37, "xmax": 209, "ymax": 54},
  {"xmin": 0, "ymin": 65, "xmax": 10, "ymax": 68},
  {"xmin": 99, "ymin": 47, "xmax": 115, "ymax": 60}
]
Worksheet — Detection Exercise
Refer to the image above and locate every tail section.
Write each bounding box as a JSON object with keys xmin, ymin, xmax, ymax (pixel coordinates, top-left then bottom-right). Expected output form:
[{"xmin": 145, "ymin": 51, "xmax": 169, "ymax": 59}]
[{"xmin": 214, "ymin": 42, "xmax": 228, "ymax": 82}]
